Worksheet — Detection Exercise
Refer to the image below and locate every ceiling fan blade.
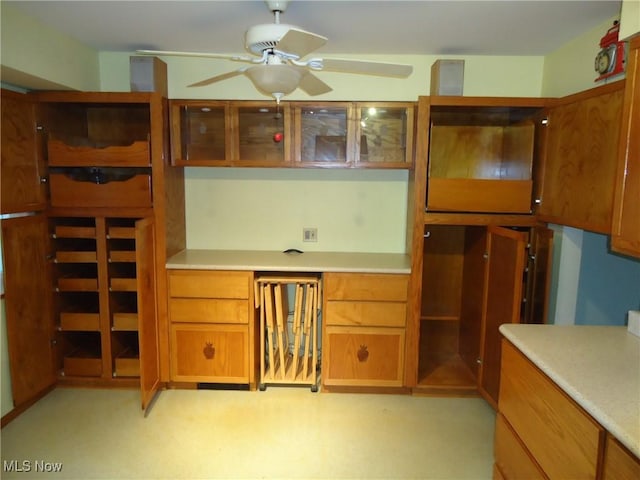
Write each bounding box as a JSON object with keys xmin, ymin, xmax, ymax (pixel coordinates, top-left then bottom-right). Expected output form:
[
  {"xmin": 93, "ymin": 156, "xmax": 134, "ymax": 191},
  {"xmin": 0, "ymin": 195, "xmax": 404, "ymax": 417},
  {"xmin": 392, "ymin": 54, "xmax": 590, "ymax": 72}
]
[
  {"xmin": 298, "ymin": 72, "xmax": 332, "ymax": 96},
  {"xmin": 188, "ymin": 68, "xmax": 248, "ymax": 87},
  {"xmin": 136, "ymin": 49, "xmax": 253, "ymax": 62},
  {"xmin": 320, "ymin": 58, "xmax": 413, "ymax": 78},
  {"xmin": 275, "ymin": 28, "xmax": 328, "ymax": 59}
]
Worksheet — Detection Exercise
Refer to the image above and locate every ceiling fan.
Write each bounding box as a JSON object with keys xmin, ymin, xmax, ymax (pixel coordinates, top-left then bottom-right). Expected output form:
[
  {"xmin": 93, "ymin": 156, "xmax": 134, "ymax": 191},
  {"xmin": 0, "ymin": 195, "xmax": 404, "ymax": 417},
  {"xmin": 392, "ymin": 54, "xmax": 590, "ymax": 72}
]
[{"xmin": 136, "ymin": 0, "xmax": 413, "ymax": 103}]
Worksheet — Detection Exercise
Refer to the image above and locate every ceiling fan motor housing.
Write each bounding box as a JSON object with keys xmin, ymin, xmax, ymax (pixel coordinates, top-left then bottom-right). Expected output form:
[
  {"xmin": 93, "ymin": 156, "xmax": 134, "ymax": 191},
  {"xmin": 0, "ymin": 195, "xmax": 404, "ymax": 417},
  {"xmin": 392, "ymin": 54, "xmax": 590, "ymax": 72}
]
[{"xmin": 245, "ymin": 23, "xmax": 293, "ymax": 55}]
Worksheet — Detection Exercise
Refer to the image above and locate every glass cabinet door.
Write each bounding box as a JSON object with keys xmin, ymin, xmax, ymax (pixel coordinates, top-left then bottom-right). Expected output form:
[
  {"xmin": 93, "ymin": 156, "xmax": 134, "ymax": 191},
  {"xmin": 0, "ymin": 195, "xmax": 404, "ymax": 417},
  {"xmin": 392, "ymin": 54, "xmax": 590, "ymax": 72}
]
[
  {"xmin": 235, "ymin": 103, "xmax": 290, "ymax": 165},
  {"xmin": 356, "ymin": 103, "xmax": 414, "ymax": 166},
  {"xmin": 172, "ymin": 102, "xmax": 228, "ymax": 165},
  {"xmin": 295, "ymin": 104, "xmax": 353, "ymax": 165}
]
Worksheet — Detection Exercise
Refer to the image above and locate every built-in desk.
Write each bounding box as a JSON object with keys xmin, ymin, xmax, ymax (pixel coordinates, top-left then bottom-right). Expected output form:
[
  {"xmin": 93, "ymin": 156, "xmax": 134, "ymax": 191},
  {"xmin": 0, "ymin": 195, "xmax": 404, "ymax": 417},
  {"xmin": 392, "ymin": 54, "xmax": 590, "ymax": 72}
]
[{"xmin": 165, "ymin": 250, "xmax": 411, "ymax": 390}]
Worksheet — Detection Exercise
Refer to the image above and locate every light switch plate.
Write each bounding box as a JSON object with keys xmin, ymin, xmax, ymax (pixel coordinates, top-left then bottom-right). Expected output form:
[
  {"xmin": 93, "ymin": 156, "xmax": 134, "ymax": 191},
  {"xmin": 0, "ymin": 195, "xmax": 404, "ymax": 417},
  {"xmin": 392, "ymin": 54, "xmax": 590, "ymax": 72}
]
[{"xmin": 628, "ymin": 310, "xmax": 640, "ymax": 338}]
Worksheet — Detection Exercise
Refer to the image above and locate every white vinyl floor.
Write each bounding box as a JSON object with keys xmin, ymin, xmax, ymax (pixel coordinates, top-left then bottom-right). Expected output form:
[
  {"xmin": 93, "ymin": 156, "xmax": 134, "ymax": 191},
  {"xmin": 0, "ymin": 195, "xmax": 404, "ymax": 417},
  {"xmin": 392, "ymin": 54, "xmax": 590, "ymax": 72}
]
[{"xmin": 1, "ymin": 387, "xmax": 496, "ymax": 479}]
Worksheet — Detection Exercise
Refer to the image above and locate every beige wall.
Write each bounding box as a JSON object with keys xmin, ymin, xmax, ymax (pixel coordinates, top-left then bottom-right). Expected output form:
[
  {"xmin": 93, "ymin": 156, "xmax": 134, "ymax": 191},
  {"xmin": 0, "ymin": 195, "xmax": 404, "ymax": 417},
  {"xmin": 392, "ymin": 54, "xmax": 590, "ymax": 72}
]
[
  {"xmin": 620, "ymin": 0, "xmax": 640, "ymax": 40},
  {"xmin": 0, "ymin": 4, "xmax": 100, "ymax": 91}
]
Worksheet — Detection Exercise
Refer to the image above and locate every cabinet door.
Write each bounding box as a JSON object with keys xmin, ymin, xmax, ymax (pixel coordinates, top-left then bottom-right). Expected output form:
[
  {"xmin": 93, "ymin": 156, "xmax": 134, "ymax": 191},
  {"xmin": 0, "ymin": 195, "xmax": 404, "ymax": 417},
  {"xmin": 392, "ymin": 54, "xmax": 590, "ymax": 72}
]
[
  {"xmin": 1, "ymin": 214, "xmax": 56, "ymax": 407},
  {"xmin": 355, "ymin": 103, "xmax": 414, "ymax": 167},
  {"xmin": 611, "ymin": 37, "xmax": 640, "ymax": 257},
  {"xmin": 522, "ymin": 226, "xmax": 553, "ymax": 325},
  {"xmin": 170, "ymin": 101, "xmax": 230, "ymax": 165},
  {"xmin": 478, "ymin": 226, "xmax": 527, "ymax": 408},
  {"xmin": 135, "ymin": 217, "xmax": 160, "ymax": 413},
  {"xmin": 1, "ymin": 89, "xmax": 46, "ymax": 214},
  {"xmin": 294, "ymin": 103, "xmax": 355, "ymax": 166},
  {"xmin": 539, "ymin": 83, "xmax": 624, "ymax": 233}
]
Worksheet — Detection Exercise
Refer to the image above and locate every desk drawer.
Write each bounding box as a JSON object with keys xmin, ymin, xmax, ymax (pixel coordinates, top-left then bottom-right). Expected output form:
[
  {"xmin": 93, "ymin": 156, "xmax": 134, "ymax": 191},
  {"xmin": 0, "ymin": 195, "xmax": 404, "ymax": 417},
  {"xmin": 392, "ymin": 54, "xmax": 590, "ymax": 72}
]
[
  {"xmin": 324, "ymin": 273, "xmax": 408, "ymax": 302},
  {"xmin": 168, "ymin": 270, "xmax": 251, "ymax": 299},
  {"xmin": 325, "ymin": 301, "xmax": 406, "ymax": 327},
  {"xmin": 169, "ymin": 298, "xmax": 249, "ymax": 324}
]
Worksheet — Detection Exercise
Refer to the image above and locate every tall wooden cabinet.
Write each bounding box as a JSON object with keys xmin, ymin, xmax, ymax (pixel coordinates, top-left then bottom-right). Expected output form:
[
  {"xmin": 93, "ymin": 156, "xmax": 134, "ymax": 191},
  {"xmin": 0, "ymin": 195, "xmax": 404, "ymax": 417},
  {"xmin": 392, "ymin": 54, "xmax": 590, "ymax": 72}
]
[
  {"xmin": 0, "ymin": 89, "xmax": 185, "ymax": 414},
  {"xmin": 405, "ymin": 95, "xmax": 553, "ymax": 404}
]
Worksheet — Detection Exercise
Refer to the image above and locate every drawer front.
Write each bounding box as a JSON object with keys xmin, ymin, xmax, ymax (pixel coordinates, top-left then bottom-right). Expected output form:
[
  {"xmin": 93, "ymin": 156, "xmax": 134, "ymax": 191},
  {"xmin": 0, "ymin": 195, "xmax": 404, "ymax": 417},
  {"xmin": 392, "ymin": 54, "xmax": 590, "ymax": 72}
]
[
  {"xmin": 325, "ymin": 301, "xmax": 406, "ymax": 327},
  {"xmin": 49, "ymin": 173, "xmax": 152, "ymax": 208},
  {"xmin": 170, "ymin": 324, "xmax": 248, "ymax": 382},
  {"xmin": 48, "ymin": 139, "xmax": 151, "ymax": 167},
  {"xmin": 603, "ymin": 434, "xmax": 640, "ymax": 480},
  {"xmin": 169, "ymin": 298, "xmax": 248, "ymax": 324},
  {"xmin": 324, "ymin": 273, "xmax": 408, "ymax": 302},
  {"xmin": 494, "ymin": 413, "xmax": 545, "ymax": 480},
  {"xmin": 168, "ymin": 270, "xmax": 251, "ymax": 299},
  {"xmin": 499, "ymin": 340, "xmax": 603, "ymax": 480},
  {"xmin": 323, "ymin": 326, "xmax": 404, "ymax": 387}
]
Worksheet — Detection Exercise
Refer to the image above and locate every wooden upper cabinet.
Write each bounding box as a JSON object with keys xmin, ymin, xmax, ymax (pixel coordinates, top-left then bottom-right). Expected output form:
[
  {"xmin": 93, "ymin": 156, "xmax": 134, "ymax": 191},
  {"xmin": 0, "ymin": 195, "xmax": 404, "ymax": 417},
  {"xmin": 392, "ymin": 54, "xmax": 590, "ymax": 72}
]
[
  {"xmin": 170, "ymin": 100, "xmax": 414, "ymax": 168},
  {"xmin": 425, "ymin": 97, "xmax": 546, "ymax": 213},
  {"xmin": 611, "ymin": 35, "xmax": 640, "ymax": 257},
  {"xmin": 1, "ymin": 89, "xmax": 47, "ymax": 214},
  {"xmin": 537, "ymin": 81, "xmax": 625, "ymax": 233},
  {"xmin": 170, "ymin": 100, "xmax": 291, "ymax": 166}
]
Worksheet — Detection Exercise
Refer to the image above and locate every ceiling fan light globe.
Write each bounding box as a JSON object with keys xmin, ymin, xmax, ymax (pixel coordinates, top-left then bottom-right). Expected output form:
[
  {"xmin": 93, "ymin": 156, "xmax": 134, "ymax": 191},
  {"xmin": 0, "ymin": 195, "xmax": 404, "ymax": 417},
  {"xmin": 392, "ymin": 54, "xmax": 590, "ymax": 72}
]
[{"xmin": 246, "ymin": 64, "xmax": 303, "ymax": 96}]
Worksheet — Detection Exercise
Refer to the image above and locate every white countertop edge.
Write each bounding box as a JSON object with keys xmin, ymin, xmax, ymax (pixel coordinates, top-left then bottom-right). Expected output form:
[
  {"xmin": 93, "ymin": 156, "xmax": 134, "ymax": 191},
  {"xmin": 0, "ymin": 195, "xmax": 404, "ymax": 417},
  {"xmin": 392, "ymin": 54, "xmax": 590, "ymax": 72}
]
[
  {"xmin": 500, "ymin": 324, "xmax": 640, "ymax": 458},
  {"xmin": 166, "ymin": 263, "xmax": 411, "ymax": 274},
  {"xmin": 166, "ymin": 249, "xmax": 411, "ymax": 274}
]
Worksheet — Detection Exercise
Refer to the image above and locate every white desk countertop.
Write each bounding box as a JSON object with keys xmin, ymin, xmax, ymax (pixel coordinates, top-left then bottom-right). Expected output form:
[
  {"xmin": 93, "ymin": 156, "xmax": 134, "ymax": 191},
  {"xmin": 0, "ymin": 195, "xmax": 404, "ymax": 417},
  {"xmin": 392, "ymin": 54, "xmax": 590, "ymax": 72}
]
[
  {"xmin": 166, "ymin": 249, "xmax": 411, "ymax": 274},
  {"xmin": 500, "ymin": 324, "xmax": 640, "ymax": 458}
]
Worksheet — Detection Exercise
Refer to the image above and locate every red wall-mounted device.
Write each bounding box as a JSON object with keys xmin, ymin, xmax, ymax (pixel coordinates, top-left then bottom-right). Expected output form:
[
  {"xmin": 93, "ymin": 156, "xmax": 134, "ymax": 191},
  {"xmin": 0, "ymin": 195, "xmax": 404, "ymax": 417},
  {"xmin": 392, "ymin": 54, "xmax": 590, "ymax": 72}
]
[{"xmin": 595, "ymin": 21, "xmax": 626, "ymax": 82}]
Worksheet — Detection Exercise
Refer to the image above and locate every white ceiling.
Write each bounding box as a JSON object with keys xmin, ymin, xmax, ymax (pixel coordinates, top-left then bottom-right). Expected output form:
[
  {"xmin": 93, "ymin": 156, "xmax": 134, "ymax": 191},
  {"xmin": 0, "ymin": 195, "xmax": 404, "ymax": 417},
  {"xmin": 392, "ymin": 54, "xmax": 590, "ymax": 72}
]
[{"xmin": 5, "ymin": 0, "xmax": 622, "ymax": 56}]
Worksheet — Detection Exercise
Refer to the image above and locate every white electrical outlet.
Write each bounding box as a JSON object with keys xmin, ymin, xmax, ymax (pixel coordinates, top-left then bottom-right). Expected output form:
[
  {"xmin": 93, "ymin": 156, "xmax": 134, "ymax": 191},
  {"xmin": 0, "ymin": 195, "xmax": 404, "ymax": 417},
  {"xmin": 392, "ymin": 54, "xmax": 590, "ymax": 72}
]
[{"xmin": 303, "ymin": 227, "xmax": 317, "ymax": 242}]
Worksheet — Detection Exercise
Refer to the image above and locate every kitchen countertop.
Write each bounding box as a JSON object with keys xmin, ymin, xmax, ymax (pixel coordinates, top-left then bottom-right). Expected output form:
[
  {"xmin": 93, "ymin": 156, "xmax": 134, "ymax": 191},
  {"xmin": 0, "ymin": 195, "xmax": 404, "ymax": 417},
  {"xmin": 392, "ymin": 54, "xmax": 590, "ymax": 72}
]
[
  {"xmin": 500, "ymin": 324, "xmax": 640, "ymax": 458},
  {"xmin": 166, "ymin": 249, "xmax": 411, "ymax": 274}
]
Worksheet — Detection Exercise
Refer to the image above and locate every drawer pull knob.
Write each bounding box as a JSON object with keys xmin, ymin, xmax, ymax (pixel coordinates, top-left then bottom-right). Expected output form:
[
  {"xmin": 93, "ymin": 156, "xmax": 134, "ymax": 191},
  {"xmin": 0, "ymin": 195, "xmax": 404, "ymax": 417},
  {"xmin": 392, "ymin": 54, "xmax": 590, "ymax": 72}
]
[
  {"xmin": 357, "ymin": 345, "xmax": 369, "ymax": 362},
  {"xmin": 203, "ymin": 342, "xmax": 215, "ymax": 360}
]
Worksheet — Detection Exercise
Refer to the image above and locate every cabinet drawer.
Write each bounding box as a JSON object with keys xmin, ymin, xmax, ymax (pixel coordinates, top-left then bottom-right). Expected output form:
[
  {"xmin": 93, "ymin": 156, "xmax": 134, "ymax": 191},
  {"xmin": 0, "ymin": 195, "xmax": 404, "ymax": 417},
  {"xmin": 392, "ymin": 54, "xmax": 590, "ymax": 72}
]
[
  {"xmin": 50, "ymin": 172, "xmax": 152, "ymax": 208},
  {"xmin": 603, "ymin": 434, "xmax": 640, "ymax": 480},
  {"xmin": 325, "ymin": 301, "xmax": 406, "ymax": 327},
  {"xmin": 47, "ymin": 139, "xmax": 151, "ymax": 167},
  {"xmin": 499, "ymin": 340, "xmax": 604, "ymax": 479},
  {"xmin": 324, "ymin": 273, "xmax": 408, "ymax": 302},
  {"xmin": 169, "ymin": 298, "xmax": 249, "ymax": 324},
  {"xmin": 170, "ymin": 324, "xmax": 248, "ymax": 383},
  {"xmin": 494, "ymin": 413, "xmax": 545, "ymax": 480},
  {"xmin": 323, "ymin": 326, "xmax": 404, "ymax": 387},
  {"xmin": 168, "ymin": 270, "xmax": 251, "ymax": 299}
]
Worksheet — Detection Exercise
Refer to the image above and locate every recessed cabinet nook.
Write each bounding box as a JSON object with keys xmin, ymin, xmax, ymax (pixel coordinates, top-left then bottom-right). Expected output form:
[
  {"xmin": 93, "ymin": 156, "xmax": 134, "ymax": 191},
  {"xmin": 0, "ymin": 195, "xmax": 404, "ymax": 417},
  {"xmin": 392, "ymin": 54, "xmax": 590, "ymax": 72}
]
[{"xmin": 1, "ymin": 38, "xmax": 638, "ymax": 454}]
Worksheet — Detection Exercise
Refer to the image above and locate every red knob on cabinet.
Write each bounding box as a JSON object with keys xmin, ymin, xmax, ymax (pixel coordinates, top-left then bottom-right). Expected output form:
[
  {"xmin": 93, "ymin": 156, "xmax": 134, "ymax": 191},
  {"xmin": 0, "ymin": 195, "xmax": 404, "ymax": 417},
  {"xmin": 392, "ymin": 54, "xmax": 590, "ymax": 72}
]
[{"xmin": 273, "ymin": 132, "xmax": 284, "ymax": 143}]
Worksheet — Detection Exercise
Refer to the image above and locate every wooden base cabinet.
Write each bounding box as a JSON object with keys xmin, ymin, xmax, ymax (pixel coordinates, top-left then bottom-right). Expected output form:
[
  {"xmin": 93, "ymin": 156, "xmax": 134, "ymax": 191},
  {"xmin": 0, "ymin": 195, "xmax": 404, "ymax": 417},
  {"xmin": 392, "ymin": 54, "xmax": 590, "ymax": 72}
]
[
  {"xmin": 167, "ymin": 270, "xmax": 256, "ymax": 387},
  {"xmin": 322, "ymin": 272, "xmax": 408, "ymax": 388},
  {"xmin": 495, "ymin": 340, "xmax": 640, "ymax": 480}
]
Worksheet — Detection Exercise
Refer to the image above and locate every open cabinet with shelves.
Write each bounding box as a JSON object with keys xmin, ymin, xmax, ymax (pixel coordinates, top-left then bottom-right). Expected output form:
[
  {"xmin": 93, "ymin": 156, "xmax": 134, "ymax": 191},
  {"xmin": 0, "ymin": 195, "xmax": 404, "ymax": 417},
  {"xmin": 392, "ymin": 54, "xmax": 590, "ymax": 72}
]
[{"xmin": 415, "ymin": 224, "xmax": 551, "ymax": 407}]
